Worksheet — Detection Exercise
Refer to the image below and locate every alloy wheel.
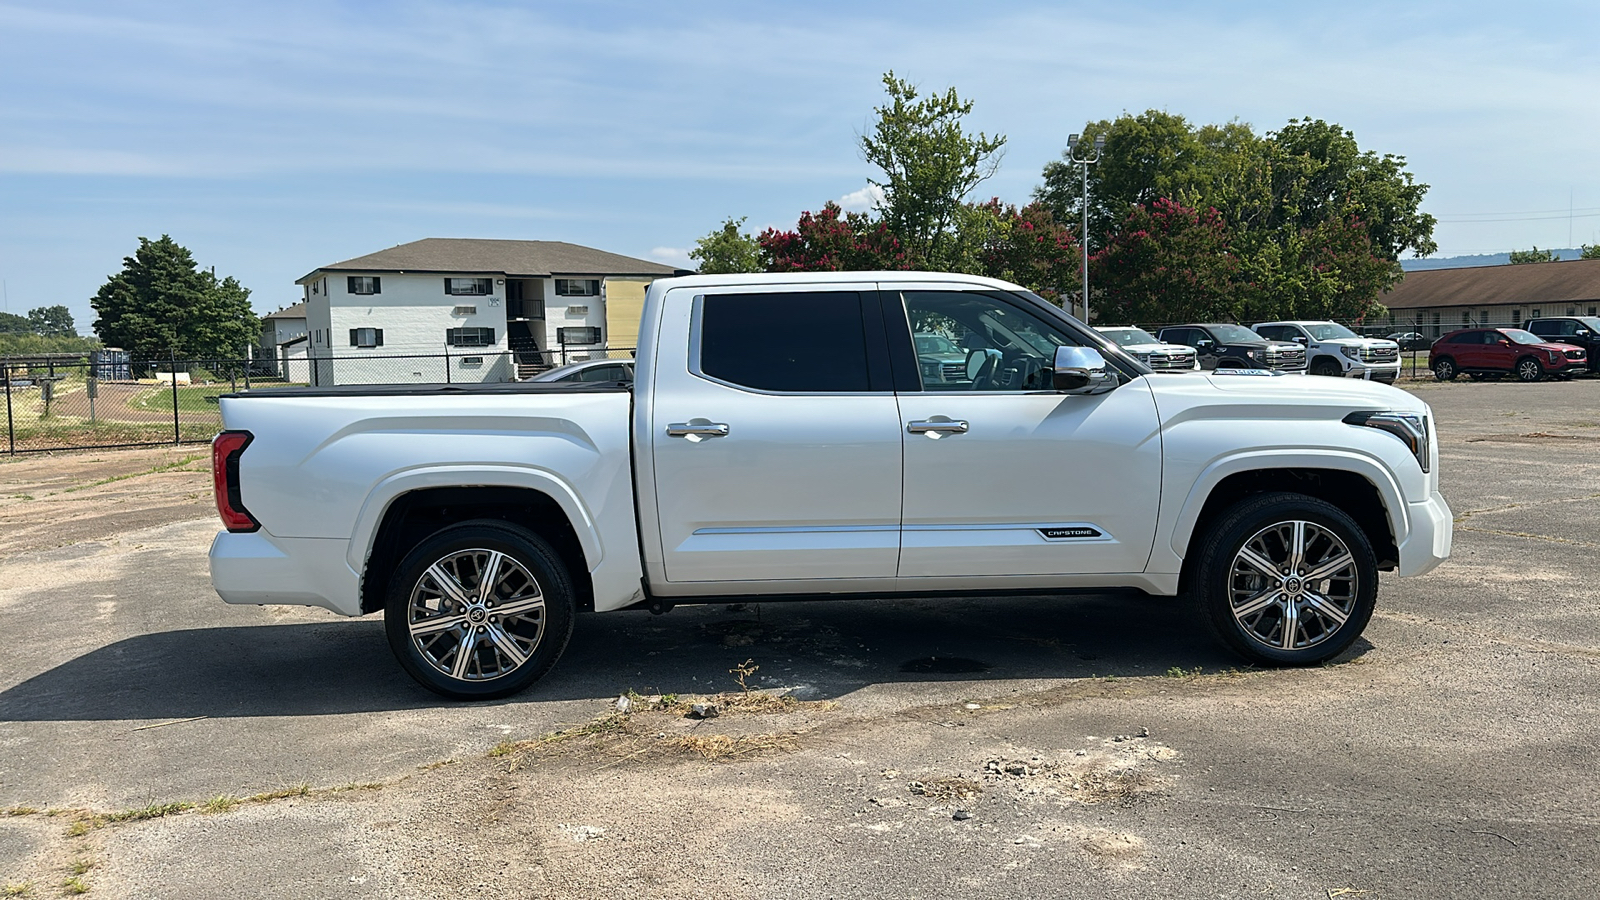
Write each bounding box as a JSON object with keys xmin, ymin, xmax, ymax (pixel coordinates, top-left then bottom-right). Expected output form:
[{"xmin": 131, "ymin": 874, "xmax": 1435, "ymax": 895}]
[
  {"xmin": 406, "ymin": 548, "xmax": 545, "ymax": 682},
  {"xmin": 1227, "ymin": 520, "xmax": 1359, "ymax": 652}
]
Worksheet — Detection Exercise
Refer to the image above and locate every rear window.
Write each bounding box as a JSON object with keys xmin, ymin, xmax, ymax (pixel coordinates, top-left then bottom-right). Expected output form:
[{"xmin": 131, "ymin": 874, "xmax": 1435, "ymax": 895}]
[{"xmin": 699, "ymin": 291, "xmax": 872, "ymax": 392}]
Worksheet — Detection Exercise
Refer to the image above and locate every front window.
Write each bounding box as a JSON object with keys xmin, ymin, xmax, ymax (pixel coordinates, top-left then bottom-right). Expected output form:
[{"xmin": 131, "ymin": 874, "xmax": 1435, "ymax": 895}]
[
  {"xmin": 902, "ymin": 290, "xmax": 1089, "ymax": 392},
  {"xmin": 1207, "ymin": 324, "xmax": 1260, "ymax": 344},
  {"xmin": 1101, "ymin": 327, "xmax": 1161, "ymax": 347},
  {"xmin": 1305, "ymin": 322, "xmax": 1358, "ymax": 340}
]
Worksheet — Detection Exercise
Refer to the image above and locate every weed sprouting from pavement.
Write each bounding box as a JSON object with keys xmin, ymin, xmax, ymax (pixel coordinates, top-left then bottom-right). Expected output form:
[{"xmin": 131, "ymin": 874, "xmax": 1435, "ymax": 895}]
[{"xmin": 202, "ymin": 795, "xmax": 239, "ymax": 814}]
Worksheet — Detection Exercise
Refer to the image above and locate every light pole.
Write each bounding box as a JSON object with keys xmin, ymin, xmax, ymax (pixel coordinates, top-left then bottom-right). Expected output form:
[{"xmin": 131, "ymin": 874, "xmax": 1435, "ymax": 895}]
[{"xmin": 1066, "ymin": 133, "xmax": 1105, "ymax": 323}]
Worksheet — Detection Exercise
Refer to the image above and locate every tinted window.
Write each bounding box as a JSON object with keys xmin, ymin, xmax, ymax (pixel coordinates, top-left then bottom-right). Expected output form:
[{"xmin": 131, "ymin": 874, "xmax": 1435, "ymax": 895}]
[
  {"xmin": 1446, "ymin": 331, "xmax": 1478, "ymax": 344},
  {"xmin": 700, "ymin": 291, "xmax": 871, "ymax": 392},
  {"xmin": 579, "ymin": 364, "xmax": 631, "ymax": 382},
  {"xmin": 1160, "ymin": 328, "xmax": 1194, "ymax": 346},
  {"xmin": 901, "ymin": 291, "xmax": 1085, "ymax": 392},
  {"xmin": 1255, "ymin": 325, "xmax": 1291, "ymax": 341}
]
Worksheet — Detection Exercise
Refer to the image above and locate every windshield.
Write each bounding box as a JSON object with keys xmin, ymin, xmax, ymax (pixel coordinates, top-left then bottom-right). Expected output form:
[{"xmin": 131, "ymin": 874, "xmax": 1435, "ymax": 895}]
[
  {"xmin": 1305, "ymin": 322, "xmax": 1359, "ymax": 340},
  {"xmin": 914, "ymin": 333, "xmax": 960, "ymax": 354},
  {"xmin": 1581, "ymin": 317, "xmax": 1600, "ymax": 332},
  {"xmin": 1101, "ymin": 327, "xmax": 1160, "ymax": 347},
  {"xmin": 1503, "ymin": 329, "xmax": 1546, "ymax": 345},
  {"xmin": 1208, "ymin": 324, "xmax": 1260, "ymax": 343}
]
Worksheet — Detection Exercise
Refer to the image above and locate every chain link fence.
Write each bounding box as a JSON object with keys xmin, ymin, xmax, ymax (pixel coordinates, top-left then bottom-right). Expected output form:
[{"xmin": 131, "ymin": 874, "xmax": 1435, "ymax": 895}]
[{"xmin": 1, "ymin": 347, "xmax": 637, "ymax": 454}]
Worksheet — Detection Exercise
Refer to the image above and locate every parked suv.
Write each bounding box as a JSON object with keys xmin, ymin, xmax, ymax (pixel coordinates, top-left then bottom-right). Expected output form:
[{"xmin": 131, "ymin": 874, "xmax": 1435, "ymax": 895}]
[
  {"xmin": 1522, "ymin": 317, "xmax": 1600, "ymax": 374},
  {"xmin": 1429, "ymin": 327, "xmax": 1588, "ymax": 382},
  {"xmin": 1094, "ymin": 326, "xmax": 1199, "ymax": 372},
  {"xmin": 1253, "ymin": 321, "xmax": 1401, "ymax": 383},
  {"xmin": 1155, "ymin": 324, "xmax": 1307, "ymax": 373}
]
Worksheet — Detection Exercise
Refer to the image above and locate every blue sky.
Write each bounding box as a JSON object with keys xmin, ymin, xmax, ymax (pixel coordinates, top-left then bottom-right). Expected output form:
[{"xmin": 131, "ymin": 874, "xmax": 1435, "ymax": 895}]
[{"xmin": 2, "ymin": 0, "xmax": 1597, "ymax": 329}]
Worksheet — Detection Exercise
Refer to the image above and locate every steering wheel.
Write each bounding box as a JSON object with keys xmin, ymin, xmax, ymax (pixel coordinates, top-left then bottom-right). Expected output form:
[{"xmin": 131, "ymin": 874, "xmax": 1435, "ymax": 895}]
[{"xmin": 965, "ymin": 348, "xmax": 1000, "ymax": 391}]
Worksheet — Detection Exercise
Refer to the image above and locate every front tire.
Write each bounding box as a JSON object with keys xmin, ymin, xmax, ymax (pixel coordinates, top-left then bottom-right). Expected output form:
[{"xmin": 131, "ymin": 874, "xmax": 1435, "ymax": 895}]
[
  {"xmin": 384, "ymin": 520, "xmax": 575, "ymax": 700},
  {"xmin": 1311, "ymin": 358, "xmax": 1343, "ymax": 377},
  {"xmin": 1515, "ymin": 357, "xmax": 1544, "ymax": 382},
  {"xmin": 1194, "ymin": 493, "xmax": 1377, "ymax": 667}
]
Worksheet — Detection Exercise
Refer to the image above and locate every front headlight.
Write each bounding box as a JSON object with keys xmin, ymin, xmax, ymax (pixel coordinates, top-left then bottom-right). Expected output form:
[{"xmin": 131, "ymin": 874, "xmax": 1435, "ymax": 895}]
[
  {"xmin": 1345, "ymin": 411, "xmax": 1430, "ymax": 473},
  {"xmin": 1341, "ymin": 345, "xmax": 1359, "ymax": 359}
]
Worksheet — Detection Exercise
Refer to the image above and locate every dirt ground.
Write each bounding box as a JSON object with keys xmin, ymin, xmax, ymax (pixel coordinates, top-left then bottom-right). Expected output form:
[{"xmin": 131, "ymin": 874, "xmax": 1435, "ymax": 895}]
[{"xmin": 2, "ymin": 381, "xmax": 1600, "ymax": 899}]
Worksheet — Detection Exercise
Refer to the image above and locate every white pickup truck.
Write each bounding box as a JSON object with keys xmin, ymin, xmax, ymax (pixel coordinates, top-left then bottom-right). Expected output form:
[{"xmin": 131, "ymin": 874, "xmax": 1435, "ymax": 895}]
[{"xmin": 210, "ymin": 272, "xmax": 1452, "ymax": 699}]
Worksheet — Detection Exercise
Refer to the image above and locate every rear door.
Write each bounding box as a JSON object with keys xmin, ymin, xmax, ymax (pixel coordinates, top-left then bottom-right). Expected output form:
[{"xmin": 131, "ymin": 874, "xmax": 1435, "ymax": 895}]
[{"xmin": 648, "ymin": 284, "xmax": 904, "ymax": 585}]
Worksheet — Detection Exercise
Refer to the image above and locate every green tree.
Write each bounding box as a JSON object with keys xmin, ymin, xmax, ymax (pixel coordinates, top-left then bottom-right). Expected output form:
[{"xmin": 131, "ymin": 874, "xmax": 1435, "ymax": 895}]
[
  {"xmin": 0, "ymin": 311, "xmax": 29, "ymax": 334},
  {"xmin": 758, "ymin": 202, "xmax": 911, "ymax": 272},
  {"xmin": 26, "ymin": 305, "xmax": 76, "ymax": 337},
  {"xmin": 859, "ymin": 71, "xmax": 1006, "ymax": 267},
  {"xmin": 91, "ymin": 235, "xmax": 257, "ymax": 358},
  {"xmin": 1509, "ymin": 246, "xmax": 1558, "ymax": 264},
  {"xmin": 1036, "ymin": 112, "xmax": 1431, "ymax": 321},
  {"xmin": 1581, "ymin": 244, "xmax": 1600, "ymax": 260},
  {"xmin": 1090, "ymin": 199, "xmax": 1240, "ymax": 325},
  {"xmin": 965, "ymin": 199, "xmax": 1080, "ymax": 306},
  {"xmin": 689, "ymin": 217, "xmax": 762, "ymax": 274}
]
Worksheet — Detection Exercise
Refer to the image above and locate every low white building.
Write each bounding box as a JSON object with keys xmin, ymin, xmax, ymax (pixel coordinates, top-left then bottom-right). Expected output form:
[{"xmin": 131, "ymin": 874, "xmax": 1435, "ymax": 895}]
[
  {"xmin": 295, "ymin": 239, "xmax": 686, "ymax": 385},
  {"xmin": 259, "ymin": 302, "xmax": 308, "ymax": 380}
]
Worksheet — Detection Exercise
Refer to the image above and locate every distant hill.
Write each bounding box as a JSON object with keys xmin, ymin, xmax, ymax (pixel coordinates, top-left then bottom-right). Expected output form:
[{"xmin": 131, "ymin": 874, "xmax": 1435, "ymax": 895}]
[{"xmin": 1402, "ymin": 248, "xmax": 1587, "ymax": 271}]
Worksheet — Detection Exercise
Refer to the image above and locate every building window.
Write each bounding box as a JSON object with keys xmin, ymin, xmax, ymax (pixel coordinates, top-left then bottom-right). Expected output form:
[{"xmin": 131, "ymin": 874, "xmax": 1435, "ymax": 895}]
[
  {"xmin": 445, "ymin": 278, "xmax": 492, "ymax": 296},
  {"xmin": 1590, "ymin": 307, "xmax": 1597, "ymax": 317},
  {"xmin": 557, "ymin": 326, "xmax": 602, "ymax": 345},
  {"xmin": 555, "ymin": 278, "xmax": 600, "ymax": 297},
  {"xmin": 1568, "ymin": 307, "xmax": 1578, "ymax": 316},
  {"xmin": 1532, "ymin": 307, "xmax": 1542, "ymax": 318},
  {"xmin": 349, "ymin": 328, "xmax": 383, "ymax": 348},
  {"xmin": 1461, "ymin": 311, "xmax": 1471, "ymax": 324},
  {"xmin": 348, "ymin": 276, "xmax": 381, "ymax": 295},
  {"xmin": 1512, "ymin": 309, "xmax": 1521, "ymax": 323},
  {"xmin": 452, "ymin": 305, "xmax": 478, "ymax": 316},
  {"xmin": 446, "ymin": 327, "xmax": 496, "ymax": 347}
]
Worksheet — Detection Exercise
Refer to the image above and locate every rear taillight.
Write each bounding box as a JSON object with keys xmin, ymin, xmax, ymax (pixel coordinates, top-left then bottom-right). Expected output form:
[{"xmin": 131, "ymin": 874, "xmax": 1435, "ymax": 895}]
[{"xmin": 212, "ymin": 430, "xmax": 259, "ymax": 533}]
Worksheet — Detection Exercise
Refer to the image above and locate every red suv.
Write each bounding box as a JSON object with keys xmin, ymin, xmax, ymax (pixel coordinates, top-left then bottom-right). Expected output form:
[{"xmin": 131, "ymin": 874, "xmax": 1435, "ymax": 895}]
[{"xmin": 1430, "ymin": 327, "xmax": 1587, "ymax": 382}]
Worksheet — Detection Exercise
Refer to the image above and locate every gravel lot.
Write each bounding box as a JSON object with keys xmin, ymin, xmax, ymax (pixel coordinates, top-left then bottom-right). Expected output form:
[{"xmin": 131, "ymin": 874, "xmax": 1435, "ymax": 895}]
[{"xmin": 2, "ymin": 380, "xmax": 1599, "ymax": 898}]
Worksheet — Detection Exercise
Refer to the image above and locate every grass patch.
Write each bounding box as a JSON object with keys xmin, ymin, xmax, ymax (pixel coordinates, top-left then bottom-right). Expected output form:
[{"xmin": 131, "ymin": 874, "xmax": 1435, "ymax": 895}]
[
  {"xmin": 128, "ymin": 384, "xmax": 232, "ymax": 415},
  {"xmin": 62, "ymin": 452, "xmax": 206, "ymax": 493},
  {"xmin": 61, "ymin": 876, "xmax": 88, "ymax": 895},
  {"xmin": 1, "ymin": 883, "xmax": 32, "ymax": 897},
  {"xmin": 66, "ymin": 861, "xmax": 92, "ymax": 878},
  {"xmin": 662, "ymin": 733, "xmax": 797, "ymax": 760},
  {"xmin": 201, "ymin": 795, "xmax": 239, "ymax": 814},
  {"xmin": 101, "ymin": 800, "xmax": 194, "ymax": 824},
  {"xmin": 242, "ymin": 784, "xmax": 310, "ymax": 804},
  {"xmin": 2, "ymin": 806, "xmax": 37, "ymax": 817}
]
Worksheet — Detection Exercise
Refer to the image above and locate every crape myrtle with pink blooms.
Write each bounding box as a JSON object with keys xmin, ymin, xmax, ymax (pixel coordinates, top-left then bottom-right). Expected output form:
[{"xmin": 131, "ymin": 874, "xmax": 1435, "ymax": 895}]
[{"xmin": 690, "ymin": 77, "xmax": 1435, "ymax": 326}]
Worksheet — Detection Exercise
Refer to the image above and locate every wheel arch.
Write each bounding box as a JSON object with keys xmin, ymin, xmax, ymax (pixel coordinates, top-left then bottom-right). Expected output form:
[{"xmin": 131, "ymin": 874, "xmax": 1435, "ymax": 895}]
[
  {"xmin": 354, "ymin": 470, "xmax": 598, "ymax": 615},
  {"xmin": 1172, "ymin": 460, "xmax": 1402, "ymax": 594}
]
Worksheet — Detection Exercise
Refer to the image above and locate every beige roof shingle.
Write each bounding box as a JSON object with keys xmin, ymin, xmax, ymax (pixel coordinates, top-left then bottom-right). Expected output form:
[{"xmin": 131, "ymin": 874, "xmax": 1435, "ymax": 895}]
[
  {"xmin": 1383, "ymin": 258, "xmax": 1600, "ymax": 310},
  {"xmin": 300, "ymin": 238, "xmax": 686, "ymax": 283}
]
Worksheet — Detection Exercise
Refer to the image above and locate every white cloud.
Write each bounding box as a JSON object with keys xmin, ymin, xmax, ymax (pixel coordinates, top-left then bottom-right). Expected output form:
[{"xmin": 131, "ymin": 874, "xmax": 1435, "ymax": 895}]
[
  {"xmin": 648, "ymin": 247, "xmax": 693, "ymax": 268},
  {"xmin": 838, "ymin": 183, "xmax": 885, "ymax": 213}
]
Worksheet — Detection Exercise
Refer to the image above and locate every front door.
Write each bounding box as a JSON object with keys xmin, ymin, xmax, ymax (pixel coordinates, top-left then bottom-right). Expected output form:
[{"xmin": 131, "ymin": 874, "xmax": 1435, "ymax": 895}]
[
  {"xmin": 890, "ymin": 289, "xmax": 1164, "ymax": 578},
  {"xmin": 649, "ymin": 285, "xmax": 904, "ymax": 585}
]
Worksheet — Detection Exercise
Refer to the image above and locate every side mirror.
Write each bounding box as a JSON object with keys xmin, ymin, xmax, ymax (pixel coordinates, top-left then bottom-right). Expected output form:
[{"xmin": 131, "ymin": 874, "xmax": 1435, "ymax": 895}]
[
  {"xmin": 1293, "ymin": 336, "xmax": 1308, "ymax": 344},
  {"xmin": 1577, "ymin": 330, "xmax": 1591, "ymax": 338},
  {"xmin": 1053, "ymin": 346, "xmax": 1116, "ymax": 394},
  {"xmin": 1194, "ymin": 338, "xmax": 1214, "ymax": 351}
]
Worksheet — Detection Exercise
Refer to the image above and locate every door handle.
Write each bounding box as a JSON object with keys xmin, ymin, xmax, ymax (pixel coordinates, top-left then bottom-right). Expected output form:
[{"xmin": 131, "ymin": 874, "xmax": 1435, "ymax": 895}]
[
  {"xmin": 907, "ymin": 419, "xmax": 969, "ymax": 434},
  {"xmin": 666, "ymin": 422, "xmax": 730, "ymax": 438}
]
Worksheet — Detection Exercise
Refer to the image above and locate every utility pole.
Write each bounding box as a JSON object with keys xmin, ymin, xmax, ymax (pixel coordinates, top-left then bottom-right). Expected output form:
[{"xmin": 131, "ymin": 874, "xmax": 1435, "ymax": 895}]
[{"xmin": 1066, "ymin": 133, "xmax": 1106, "ymax": 324}]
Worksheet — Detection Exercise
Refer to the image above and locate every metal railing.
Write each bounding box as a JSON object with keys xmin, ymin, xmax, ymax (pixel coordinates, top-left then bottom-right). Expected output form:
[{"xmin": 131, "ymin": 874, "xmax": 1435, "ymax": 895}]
[{"xmin": 1, "ymin": 347, "xmax": 638, "ymax": 454}]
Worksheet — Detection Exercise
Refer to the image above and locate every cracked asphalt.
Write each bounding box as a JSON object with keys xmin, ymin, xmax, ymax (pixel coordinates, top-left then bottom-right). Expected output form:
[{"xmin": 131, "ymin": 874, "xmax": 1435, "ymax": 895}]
[{"xmin": 2, "ymin": 379, "xmax": 1599, "ymax": 898}]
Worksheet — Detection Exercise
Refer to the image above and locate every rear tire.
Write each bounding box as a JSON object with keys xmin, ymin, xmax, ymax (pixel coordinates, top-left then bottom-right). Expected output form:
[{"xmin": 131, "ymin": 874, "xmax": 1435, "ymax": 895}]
[
  {"xmin": 1432, "ymin": 358, "xmax": 1457, "ymax": 381},
  {"xmin": 384, "ymin": 519, "xmax": 575, "ymax": 700},
  {"xmin": 1193, "ymin": 493, "xmax": 1377, "ymax": 667}
]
